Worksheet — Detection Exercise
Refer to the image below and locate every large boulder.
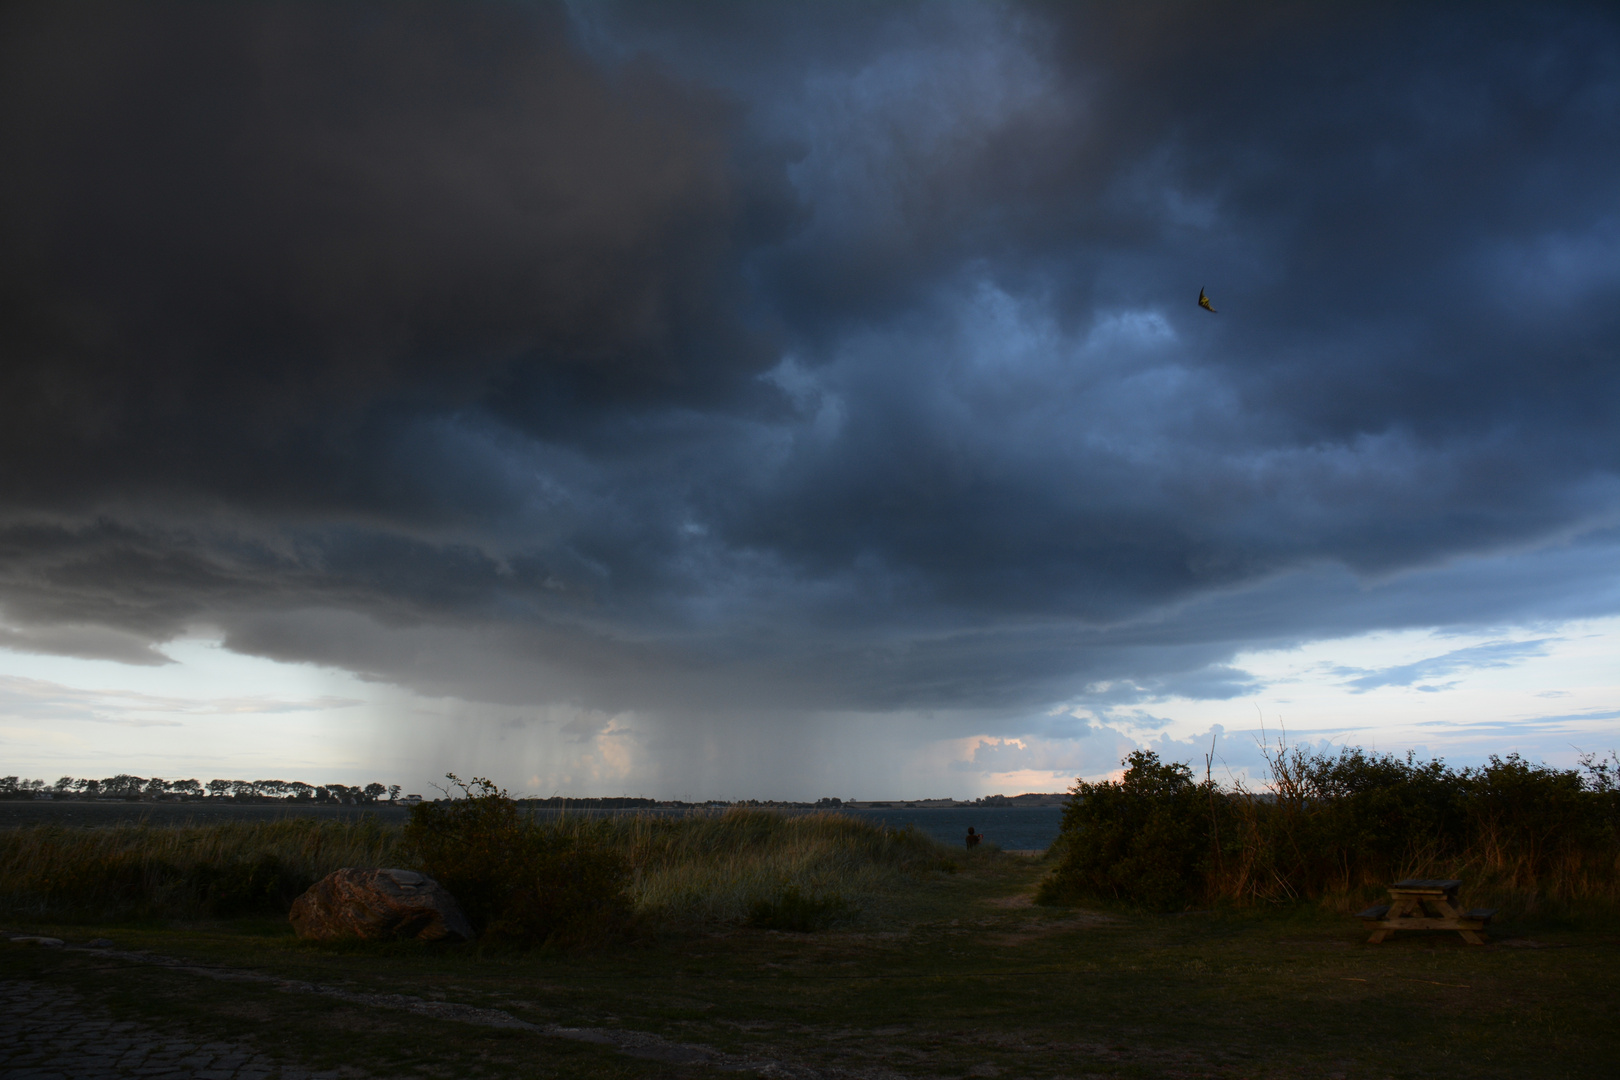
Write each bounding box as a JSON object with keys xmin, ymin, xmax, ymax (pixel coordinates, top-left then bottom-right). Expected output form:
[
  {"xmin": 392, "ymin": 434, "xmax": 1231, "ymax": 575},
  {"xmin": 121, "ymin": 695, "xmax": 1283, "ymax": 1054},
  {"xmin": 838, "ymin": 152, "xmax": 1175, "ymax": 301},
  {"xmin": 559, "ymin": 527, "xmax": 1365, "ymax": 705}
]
[{"xmin": 289, "ymin": 868, "xmax": 473, "ymax": 942}]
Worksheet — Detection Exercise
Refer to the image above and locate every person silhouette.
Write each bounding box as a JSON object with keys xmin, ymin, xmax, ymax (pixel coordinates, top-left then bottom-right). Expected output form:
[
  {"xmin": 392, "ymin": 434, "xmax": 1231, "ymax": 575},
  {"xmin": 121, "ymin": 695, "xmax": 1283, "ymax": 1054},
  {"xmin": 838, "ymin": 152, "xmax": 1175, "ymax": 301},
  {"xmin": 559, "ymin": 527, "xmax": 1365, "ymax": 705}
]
[{"xmin": 965, "ymin": 826, "xmax": 982, "ymax": 849}]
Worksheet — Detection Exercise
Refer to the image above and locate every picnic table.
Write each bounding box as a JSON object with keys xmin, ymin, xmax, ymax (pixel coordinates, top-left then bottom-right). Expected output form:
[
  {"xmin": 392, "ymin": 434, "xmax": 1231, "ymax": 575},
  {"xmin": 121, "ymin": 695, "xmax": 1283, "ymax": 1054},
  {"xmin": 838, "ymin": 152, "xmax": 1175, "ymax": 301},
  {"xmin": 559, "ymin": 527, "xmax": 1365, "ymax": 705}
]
[{"xmin": 1356, "ymin": 879, "xmax": 1495, "ymax": 945}]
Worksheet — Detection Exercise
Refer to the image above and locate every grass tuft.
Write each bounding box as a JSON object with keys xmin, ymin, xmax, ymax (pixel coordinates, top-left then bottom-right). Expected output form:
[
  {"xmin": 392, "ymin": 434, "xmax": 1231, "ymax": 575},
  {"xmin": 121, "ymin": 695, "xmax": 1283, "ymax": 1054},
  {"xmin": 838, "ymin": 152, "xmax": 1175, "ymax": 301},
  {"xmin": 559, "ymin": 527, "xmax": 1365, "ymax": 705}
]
[{"xmin": 746, "ymin": 885, "xmax": 852, "ymax": 931}]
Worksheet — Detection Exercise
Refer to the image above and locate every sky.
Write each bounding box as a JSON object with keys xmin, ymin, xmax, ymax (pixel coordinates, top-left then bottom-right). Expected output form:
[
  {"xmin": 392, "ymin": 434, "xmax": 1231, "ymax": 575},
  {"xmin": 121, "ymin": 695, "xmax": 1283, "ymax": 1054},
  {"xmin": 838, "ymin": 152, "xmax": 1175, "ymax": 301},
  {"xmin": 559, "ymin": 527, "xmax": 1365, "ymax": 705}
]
[{"xmin": 1, "ymin": 1, "xmax": 1618, "ymax": 799}]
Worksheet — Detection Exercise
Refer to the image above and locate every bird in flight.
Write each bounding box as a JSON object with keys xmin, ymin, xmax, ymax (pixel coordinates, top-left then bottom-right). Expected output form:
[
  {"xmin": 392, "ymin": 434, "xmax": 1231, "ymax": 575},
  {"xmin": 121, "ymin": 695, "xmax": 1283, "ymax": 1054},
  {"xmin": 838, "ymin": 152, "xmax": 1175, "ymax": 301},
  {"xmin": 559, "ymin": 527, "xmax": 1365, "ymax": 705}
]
[{"xmin": 1198, "ymin": 287, "xmax": 1217, "ymax": 313}]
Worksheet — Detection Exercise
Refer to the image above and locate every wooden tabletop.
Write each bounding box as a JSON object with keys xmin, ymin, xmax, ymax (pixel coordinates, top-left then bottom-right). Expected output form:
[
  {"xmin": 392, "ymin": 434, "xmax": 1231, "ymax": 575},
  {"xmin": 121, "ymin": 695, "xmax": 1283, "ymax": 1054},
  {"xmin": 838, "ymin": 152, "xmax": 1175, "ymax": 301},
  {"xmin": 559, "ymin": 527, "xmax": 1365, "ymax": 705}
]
[{"xmin": 1388, "ymin": 878, "xmax": 1461, "ymax": 892}]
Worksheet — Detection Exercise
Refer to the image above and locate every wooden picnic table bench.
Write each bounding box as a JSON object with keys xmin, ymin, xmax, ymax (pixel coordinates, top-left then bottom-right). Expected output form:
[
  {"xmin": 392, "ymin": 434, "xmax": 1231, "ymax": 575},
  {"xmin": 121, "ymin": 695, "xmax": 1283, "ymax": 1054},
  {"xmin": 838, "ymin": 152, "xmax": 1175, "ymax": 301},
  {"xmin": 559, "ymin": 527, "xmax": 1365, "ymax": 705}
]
[{"xmin": 1355, "ymin": 879, "xmax": 1495, "ymax": 944}]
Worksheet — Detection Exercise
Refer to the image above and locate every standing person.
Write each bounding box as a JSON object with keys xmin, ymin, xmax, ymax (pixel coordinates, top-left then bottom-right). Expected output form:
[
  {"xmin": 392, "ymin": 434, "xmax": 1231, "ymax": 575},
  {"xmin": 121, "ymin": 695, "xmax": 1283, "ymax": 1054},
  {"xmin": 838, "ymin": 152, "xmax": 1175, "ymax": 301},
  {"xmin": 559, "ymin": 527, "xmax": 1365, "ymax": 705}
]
[{"xmin": 966, "ymin": 827, "xmax": 982, "ymax": 849}]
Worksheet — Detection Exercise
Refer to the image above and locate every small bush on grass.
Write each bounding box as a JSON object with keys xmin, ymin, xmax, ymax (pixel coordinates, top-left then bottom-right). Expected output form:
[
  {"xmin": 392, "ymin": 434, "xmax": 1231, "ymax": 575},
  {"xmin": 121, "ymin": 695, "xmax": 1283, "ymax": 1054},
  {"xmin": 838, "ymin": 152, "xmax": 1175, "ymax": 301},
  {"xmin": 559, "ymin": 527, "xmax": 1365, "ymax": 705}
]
[
  {"xmin": 485, "ymin": 843, "xmax": 635, "ymax": 948},
  {"xmin": 746, "ymin": 886, "xmax": 851, "ymax": 931},
  {"xmin": 403, "ymin": 775, "xmax": 631, "ymax": 947}
]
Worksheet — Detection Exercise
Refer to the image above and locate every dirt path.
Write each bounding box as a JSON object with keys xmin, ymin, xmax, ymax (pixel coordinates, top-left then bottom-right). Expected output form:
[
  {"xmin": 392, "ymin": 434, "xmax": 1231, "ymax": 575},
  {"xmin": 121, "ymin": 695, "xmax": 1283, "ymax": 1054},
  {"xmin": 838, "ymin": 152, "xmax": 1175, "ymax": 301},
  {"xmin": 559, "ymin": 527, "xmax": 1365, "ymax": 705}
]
[{"xmin": 4, "ymin": 935, "xmax": 881, "ymax": 1079}]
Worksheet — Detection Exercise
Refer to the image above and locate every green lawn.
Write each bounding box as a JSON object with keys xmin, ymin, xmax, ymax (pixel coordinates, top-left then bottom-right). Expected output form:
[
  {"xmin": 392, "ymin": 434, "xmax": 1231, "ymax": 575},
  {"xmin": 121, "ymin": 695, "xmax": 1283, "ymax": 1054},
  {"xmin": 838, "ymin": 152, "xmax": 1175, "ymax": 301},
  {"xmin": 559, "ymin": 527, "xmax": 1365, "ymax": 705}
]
[{"xmin": 5, "ymin": 853, "xmax": 1615, "ymax": 1079}]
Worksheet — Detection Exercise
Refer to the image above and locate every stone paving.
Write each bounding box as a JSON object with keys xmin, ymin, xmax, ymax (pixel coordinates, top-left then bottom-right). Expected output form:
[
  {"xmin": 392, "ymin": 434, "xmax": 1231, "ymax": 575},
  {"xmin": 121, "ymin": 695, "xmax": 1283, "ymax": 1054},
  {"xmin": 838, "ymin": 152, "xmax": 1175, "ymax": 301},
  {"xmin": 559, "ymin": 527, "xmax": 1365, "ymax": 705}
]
[{"xmin": 0, "ymin": 977, "xmax": 349, "ymax": 1080}]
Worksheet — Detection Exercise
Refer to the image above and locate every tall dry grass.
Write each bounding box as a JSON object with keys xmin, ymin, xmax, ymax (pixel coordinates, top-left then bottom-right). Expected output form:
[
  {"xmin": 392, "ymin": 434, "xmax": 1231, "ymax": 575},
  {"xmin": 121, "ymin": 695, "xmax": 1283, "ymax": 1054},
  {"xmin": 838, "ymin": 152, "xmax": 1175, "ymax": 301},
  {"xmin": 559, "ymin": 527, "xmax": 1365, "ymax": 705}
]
[
  {"xmin": 0, "ymin": 806, "xmax": 949, "ymax": 929},
  {"xmin": 0, "ymin": 817, "xmax": 401, "ymax": 920},
  {"xmin": 543, "ymin": 808, "xmax": 947, "ymax": 925}
]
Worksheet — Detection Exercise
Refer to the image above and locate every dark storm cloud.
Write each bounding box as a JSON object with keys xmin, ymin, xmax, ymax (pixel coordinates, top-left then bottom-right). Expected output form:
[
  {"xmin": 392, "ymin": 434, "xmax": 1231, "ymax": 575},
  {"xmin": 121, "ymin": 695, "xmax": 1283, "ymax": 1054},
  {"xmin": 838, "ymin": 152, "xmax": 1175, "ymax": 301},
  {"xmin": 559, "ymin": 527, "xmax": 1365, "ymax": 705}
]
[
  {"xmin": 0, "ymin": 0, "xmax": 797, "ymax": 511},
  {"xmin": 713, "ymin": 2, "xmax": 1620, "ymax": 610},
  {"xmin": 2, "ymin": 2, "xmax": 1618, "ymax": 717}
]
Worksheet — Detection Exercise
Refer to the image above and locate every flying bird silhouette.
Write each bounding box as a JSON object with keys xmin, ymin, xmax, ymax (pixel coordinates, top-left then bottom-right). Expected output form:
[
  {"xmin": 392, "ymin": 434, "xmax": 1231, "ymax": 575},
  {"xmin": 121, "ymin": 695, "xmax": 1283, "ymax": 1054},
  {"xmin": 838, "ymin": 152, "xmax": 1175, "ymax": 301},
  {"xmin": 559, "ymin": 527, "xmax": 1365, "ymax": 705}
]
[{"xmin": 1198, "ymin": 287, "xmax": 1217, "ymax": 313}]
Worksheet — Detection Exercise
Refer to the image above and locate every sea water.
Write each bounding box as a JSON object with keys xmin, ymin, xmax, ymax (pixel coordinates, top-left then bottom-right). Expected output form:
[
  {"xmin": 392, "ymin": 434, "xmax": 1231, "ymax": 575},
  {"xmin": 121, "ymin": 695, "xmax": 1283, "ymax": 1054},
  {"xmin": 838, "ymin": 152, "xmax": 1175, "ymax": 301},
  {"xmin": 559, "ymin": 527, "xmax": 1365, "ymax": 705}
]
[
  {"xmin": 0, "ymin": 800, "xmax": 1067, "ymax": 850},
  {"xmin": 838, "ymin": 806, "xmax": 1064, "ymax": 851}
]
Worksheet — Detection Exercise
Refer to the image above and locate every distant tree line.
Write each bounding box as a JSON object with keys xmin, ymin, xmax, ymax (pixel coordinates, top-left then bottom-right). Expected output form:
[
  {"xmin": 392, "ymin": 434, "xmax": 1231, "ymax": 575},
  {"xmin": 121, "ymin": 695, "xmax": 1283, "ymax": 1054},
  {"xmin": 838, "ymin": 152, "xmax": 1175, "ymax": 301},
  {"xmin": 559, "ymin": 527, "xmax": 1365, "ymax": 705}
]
[
  {"xmin": 0, "ymin": 775, "xmax": 401, "ymax": 804},
  {"xmin": 519, "ymin": 796, "xmax": 658, "ymax": 809}
]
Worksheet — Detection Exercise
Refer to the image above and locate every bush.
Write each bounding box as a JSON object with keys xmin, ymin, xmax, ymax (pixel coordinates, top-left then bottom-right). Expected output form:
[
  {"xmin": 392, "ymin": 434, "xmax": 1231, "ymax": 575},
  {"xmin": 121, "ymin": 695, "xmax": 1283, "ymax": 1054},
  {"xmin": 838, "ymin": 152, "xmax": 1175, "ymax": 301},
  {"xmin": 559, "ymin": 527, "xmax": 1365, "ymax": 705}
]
[
  {"xmin": 746, "ymin": 885, "xmax": 851, "ymax": 931},
  {"xmin": 486, "ymin": 843, "xmax": 634, "ymax": 947},
  {"xmin": 403, "ymin": 775, "xmax": 632, "ymax": 947},
  {"xmin": 185, "ymin": 854, "xmax": 309, "ymax": 916},
  {"xmin": 1037, "ymin": 751, "xmax": 1219, "ymax": 910},
  {"xmin": 1039, "ymin": 744, "xmax": 1620, "ymax": 913}
]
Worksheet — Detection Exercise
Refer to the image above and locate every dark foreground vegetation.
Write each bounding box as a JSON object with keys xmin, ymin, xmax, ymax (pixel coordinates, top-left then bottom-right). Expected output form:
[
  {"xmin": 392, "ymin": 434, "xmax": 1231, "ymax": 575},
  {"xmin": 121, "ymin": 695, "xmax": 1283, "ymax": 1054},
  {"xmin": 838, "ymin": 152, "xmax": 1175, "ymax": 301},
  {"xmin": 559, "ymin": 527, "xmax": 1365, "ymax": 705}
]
[
  {"xmin": 6, "ymin": 854, "xmax": 1617, "ymax": 1080},
  {"xmin": 1041, "ymin": 744, "xmax": 1620, "ymax": 914},
  {"xmin": 0, "ymin": 775, "xmax": 944, "ymax": 943},
  {"xmin": 3, "ymin": 756, "xmax": 1619, "ymax": 1077}
]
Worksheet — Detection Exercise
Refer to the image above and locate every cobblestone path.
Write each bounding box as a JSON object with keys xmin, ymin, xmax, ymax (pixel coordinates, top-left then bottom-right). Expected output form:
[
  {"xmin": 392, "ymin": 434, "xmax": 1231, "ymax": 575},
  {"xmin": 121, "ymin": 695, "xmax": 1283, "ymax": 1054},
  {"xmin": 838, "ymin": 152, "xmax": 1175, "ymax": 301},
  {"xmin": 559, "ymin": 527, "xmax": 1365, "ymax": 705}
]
[{"xmin": 0, "ymin": 978, "xmax": 352, "ymax": 1080}]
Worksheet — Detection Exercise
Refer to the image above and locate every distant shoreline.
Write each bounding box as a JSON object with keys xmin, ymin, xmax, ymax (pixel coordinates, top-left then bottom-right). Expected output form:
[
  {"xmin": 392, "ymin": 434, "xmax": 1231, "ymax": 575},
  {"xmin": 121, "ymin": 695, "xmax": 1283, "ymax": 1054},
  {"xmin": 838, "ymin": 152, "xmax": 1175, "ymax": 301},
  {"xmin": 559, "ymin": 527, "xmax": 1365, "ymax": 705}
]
[
  {"xmin": 0, "ymin": 793, "xmax": 1071, "ymax": 810},
  {"xmin": 0, "ymin": 798, "xmax": 1069, "ymax": 849}
]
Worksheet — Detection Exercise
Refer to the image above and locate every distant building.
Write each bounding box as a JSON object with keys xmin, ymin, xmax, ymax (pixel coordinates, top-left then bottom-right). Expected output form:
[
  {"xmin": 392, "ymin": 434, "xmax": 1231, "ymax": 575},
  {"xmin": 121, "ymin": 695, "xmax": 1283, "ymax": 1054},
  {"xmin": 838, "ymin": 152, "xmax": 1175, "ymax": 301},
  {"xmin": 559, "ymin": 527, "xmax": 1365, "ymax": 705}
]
[{"xmin": 399, "ymin": 794, "xmax": 424, "ymax": 806}]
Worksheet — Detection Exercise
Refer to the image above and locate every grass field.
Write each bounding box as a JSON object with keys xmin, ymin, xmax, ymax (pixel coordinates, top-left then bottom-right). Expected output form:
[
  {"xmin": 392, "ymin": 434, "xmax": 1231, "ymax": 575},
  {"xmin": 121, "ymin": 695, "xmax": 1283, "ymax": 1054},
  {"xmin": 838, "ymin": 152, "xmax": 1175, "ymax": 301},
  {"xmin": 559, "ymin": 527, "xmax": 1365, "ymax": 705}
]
[
  {"xmin": 0, "ymin": 808, "xmax": 945, "ymax": 928},
  {"xmin": 5, "ymin": 848, "xmax": 1617, "ymax": 1079}
]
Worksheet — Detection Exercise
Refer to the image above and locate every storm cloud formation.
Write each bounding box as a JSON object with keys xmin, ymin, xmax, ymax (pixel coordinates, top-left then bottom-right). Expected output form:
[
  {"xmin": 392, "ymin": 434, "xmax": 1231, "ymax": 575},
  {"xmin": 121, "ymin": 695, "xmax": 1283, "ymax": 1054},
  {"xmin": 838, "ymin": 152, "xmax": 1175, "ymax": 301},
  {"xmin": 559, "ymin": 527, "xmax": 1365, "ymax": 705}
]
[{"xmin": 2, "ymin": 3, "xmax": 1618, "ymax": 747}]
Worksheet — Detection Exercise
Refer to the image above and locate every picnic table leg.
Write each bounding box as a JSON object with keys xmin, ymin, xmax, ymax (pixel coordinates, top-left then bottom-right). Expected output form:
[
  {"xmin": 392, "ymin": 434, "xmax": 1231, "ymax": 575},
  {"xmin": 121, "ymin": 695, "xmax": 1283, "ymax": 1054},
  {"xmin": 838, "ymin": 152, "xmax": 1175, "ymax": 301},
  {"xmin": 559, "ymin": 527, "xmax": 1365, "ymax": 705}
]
[
  {"xmin": 1368, "ymin": 894, "xmax": 1419, "ymax": 944},
  {"xmin": 1432, "ymin": 893, "xmax": 1489, "ymax": 945}
]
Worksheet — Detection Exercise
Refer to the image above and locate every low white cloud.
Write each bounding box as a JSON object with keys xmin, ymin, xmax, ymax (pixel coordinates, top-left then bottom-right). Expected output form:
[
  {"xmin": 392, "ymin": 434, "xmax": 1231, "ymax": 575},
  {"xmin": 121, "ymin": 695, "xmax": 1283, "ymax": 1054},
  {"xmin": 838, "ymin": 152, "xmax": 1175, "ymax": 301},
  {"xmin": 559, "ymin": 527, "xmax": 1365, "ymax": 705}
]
[{"xmin": 0, "ymin": 674, "xmax": 361, "ymax": 725}]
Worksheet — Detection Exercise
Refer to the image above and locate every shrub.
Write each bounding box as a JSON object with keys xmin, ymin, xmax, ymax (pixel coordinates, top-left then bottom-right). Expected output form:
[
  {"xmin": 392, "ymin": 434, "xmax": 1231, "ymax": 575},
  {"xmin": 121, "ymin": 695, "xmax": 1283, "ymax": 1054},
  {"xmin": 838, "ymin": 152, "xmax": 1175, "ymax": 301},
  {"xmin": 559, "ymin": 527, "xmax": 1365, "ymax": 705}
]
[
  {"xmin": 1037, "ymin": 751, "xmax": 1219, "ymax": 910},
  {"xmin": 485, "ymin": 842, "xmax": 634, "ymax": 947},
  {"xmin": 186, "ymin": 854, "xmax": 309, "ymax": 916},
  {"xmin": 746, "ymin": 885, "xmax": 850, "ymax": 931},
  {"xmin": 401, "ymin": 776, "xmax": 531, "ymax": 931},
  {"xmin": 403, "ymin": 775, "xmax": 632, "ymax": 947},
  {"xmin": 1040, "ymin": 744, "xmax": 1620, "ymax": 913}
]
